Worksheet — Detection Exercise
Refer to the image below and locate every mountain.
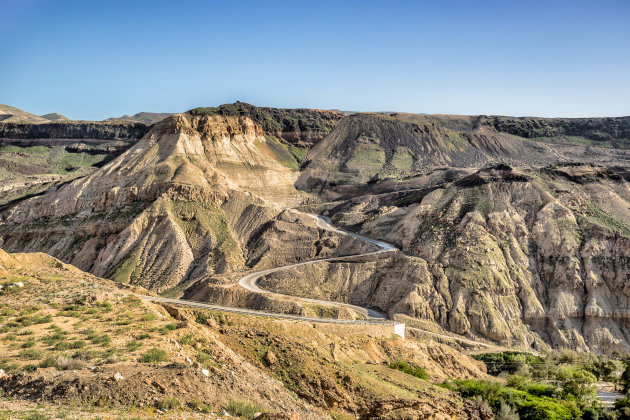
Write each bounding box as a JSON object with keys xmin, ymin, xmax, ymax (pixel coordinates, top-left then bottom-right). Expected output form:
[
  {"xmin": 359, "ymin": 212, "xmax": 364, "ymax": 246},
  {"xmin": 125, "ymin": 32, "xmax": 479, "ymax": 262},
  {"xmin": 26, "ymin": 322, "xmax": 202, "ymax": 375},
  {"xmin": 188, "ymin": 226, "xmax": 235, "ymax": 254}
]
[
  {"xmin": 40, "ymin": 112, "xmax": 69, "ymax": 121},
  {"xmin": 297, "ymin": 112, "xmax": 630, "ymax": 199},
  {"xmin": 106, "ymin": 112, "xmax": 172, "ymax": 124},
  {"xmin": 0, "ymin": 104, "xmax": 50, "ymax": 123},
  {"xmin": 3, "ymin": 103, "xmax": 630, "ymax": 356},
  {"xmin": 0, "ymin": 113, "xmax": 361, "ymax": 293},
  {"xmin": 297, "ymin": 163, "xmax": 630, "ymax": 354}
]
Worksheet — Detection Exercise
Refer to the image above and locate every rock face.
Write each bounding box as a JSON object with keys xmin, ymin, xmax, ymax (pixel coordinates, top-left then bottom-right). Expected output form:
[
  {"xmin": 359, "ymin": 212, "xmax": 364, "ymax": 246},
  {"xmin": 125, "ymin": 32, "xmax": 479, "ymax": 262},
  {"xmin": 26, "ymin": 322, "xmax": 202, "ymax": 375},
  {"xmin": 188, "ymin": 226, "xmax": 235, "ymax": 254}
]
[
  {"xmin": 476, "ymin": 115, "xmax": 630, "ymax": 147},
  {"xmin": 187, "ymin": 102, "xmax": 344, "ymax": 145},
  {"xmin": 301, "ymin": 164, "xmax": 630, "ymax": 353},
  {"xmin": 0, "ymin": 114, "xmax": 336, "ymax": 293},
  {"xmin": 0, "ymin": 121, "xmax": 149, "ymax": 141}
]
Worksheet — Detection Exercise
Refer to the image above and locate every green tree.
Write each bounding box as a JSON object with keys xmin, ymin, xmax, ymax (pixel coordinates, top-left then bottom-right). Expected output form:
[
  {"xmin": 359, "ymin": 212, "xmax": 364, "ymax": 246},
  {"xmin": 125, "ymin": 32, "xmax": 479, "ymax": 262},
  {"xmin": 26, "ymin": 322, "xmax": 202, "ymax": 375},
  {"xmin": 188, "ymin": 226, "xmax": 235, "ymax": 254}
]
[{"xmin": 561, "ymin": 368, "xmax": 597, "ymax": 402}]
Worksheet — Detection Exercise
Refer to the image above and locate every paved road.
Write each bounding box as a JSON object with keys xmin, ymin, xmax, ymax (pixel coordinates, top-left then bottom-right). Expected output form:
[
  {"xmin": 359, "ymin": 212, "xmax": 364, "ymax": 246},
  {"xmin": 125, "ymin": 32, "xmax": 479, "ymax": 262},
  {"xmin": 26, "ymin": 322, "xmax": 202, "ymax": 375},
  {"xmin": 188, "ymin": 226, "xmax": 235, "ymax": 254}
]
[
  {"xmin": 238, "ymin": 214, "xmax": 395, "ymax": 319},
  {"xmin": 138, "ymin": 294, "xmax": 396, "ymax": 325},
  {"xmin": 138, "ymin": 212, "xmax": 529, "ymax": 350}
]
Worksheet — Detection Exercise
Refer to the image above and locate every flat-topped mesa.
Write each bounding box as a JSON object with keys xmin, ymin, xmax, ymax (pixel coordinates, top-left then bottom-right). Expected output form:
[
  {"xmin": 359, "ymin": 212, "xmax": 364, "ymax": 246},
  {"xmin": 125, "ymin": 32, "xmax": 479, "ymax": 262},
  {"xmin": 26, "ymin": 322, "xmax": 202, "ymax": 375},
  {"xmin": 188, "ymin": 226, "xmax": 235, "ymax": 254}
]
[{"xmin": 187, "ymin": 102, "xmax": 345, "ymax": 145}]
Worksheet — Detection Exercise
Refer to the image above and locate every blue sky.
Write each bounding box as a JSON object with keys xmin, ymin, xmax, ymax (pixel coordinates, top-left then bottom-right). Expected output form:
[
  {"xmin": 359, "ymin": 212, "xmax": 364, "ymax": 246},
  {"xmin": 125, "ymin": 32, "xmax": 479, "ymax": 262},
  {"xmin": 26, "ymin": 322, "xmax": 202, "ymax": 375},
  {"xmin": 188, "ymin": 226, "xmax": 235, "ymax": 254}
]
[{"xmin": 1, "ymin": 0, "xmax": 629, "ymax": 120}]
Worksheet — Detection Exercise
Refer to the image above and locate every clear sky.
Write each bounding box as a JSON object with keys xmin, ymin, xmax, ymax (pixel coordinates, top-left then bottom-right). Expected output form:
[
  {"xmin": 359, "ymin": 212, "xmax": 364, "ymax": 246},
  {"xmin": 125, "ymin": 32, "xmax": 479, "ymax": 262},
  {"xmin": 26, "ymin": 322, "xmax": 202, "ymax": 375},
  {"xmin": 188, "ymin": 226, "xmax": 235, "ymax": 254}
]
[{"xmin": 1, "ymin": 0, "xmax": 629, "ymax": 120}]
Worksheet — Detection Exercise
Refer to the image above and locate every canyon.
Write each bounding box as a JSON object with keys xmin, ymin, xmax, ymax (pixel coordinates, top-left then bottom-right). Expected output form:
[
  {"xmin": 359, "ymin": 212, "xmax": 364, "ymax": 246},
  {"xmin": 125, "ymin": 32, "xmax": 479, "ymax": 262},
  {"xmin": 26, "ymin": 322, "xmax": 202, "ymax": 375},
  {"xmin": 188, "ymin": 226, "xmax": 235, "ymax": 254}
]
[{"xmin": 2, "ymin": 103, "xmax": 630, "ymax": 418}]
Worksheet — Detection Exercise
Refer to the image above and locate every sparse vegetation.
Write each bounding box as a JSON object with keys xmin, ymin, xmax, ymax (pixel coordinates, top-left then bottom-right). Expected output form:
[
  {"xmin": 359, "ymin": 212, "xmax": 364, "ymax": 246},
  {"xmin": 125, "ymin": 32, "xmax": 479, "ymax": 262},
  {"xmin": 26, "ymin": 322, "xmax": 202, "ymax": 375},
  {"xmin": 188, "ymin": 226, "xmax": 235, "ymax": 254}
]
[
  {"xmin": 389, "ymin": 360, "xmax": 429, "ymax": 380},
  {"xmin": 158, "ymin": 396, "xmax": 180, "ymax": 410},
  {"xmin": 140, "ymin": 348, "xmax": 168, "ymax": 363},
  {"xmin": 225, "ymin": 399, "xmax": 263, "ymax": 419}
]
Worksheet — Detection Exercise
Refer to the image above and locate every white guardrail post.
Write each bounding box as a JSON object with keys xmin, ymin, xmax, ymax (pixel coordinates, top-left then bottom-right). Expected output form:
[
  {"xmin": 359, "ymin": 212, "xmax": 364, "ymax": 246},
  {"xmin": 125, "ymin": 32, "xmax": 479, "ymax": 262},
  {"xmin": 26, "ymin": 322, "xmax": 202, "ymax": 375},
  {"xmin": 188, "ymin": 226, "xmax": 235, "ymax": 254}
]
[{"xmin": 394, "ymin": 323, "xmax": 406, "ymax": 340}]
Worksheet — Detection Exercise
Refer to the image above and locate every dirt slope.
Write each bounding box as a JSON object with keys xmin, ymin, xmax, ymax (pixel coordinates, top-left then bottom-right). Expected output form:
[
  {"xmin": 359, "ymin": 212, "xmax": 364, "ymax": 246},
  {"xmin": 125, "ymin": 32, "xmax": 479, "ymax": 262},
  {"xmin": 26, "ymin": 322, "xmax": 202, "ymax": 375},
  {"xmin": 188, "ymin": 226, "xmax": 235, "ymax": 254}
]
[{"xmin": 0, "ymin": 248, "xmax": 490, "ymax": 419}]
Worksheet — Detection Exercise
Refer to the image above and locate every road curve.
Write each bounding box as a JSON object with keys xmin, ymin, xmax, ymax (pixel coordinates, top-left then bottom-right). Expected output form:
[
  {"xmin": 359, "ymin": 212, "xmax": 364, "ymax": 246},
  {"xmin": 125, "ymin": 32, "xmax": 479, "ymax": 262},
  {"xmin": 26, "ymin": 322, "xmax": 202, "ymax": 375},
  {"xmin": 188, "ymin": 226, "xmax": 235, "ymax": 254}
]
[
  {"xmin": 238, "ymin": 214, "xmax": 396, "ymax": 319},
  {"xmin": 135, "ymin": 212, "xmax": 536, "ymax": 350}
]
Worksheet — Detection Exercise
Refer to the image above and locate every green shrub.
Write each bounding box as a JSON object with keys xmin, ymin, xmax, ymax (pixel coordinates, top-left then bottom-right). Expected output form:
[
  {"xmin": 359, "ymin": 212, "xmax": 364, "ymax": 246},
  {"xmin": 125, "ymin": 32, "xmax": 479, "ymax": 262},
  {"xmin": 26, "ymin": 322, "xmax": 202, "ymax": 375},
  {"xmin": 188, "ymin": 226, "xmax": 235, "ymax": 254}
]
[
  {"xmin": 71, "ymin": 340, "xmax": 86, "ymax": 349},
  {"xmin": 189, "ymin": 398, "xmax": 212, "ymax": 413},
  {"xmin": 19, "ymin": 348, "xmax": 43, "ymax": 360},
  {"xmin": 90, "ymin": 334, "xmax": 111, "ymax": 346},
  {"xmin": 389, "ymin": 360, "xmax": 429, "ymax": 380},
  {"xmin": 225, "ymin": 399, "xmax": 262, "ymax": 419},
  {"xmin": 140, "ymin": 348, "xmax": 168, "ymax": 363},
  {"xmin": 126, "ymin": 341, "xmax": 142, "ymax": 352},
  {"xmin": 21, "ymin": 338, "xmax": 36, "ymax": 348},
  {"xmin": 159, "ymin": 324, "xmax": 177, "ymax": 335},
  {"xmin": 159, "ymin": 396, "xmax": 180, "ymax": 410},
  {"xmin": 444, "ymin": 379, "xmax": 580, "ymax": 420},
  {"xmin": 54, "ymin": 341, "xmax": 71, "ymax": 351},
  {"xmin": 141, "ymin": 313, "xmax": 156, "ymax": 322},
  {"xmin": 526, "ymin": 383, "xmax": 557, "ymax": 398},
  {"xmin": 473, "ymin": 352, "xmax": 543, "ymax": 376},
  {"xmin": 39, "ymin": 358, "xmax": 56, "ymax": 369}
]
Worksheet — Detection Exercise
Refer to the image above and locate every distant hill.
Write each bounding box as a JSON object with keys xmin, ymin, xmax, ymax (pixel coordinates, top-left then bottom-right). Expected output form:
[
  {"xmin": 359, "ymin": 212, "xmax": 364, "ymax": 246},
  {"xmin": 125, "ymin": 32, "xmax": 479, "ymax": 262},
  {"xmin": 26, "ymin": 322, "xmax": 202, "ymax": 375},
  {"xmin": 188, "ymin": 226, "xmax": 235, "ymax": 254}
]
[
  {"xmin": 40, "ymin": 112, "xmax": 69, "ymax": 121},
  {"xmin": 106, "ymin": 112, "xmax": 172, "ymax": 124},
  {"xmin": 0, "ymin": 104, "xmax": 49, "ymax": 123}
]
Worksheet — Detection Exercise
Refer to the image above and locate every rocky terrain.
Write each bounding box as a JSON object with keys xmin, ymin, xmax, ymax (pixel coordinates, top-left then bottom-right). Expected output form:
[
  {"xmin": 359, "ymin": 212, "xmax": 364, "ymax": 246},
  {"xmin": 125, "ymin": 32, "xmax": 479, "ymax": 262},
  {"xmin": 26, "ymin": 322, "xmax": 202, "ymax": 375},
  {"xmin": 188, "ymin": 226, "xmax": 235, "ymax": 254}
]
[
  {"xmin": 297, "ymin": 113, "xmax": 630, "ymax": 199},
  {"xmin": 0, "ymin": 248, "xmax": 489, "ymax": 419},
  {"xmin": 3, "ymin": 101, "xmax": 630, "ymax": 417},
  {"xmin": 0, "ymin": 113, "xmax": 365, "ymax": 295},
  {"xmin": 287, "ymin": 164, "xmax": 630, "ymax": 354}
]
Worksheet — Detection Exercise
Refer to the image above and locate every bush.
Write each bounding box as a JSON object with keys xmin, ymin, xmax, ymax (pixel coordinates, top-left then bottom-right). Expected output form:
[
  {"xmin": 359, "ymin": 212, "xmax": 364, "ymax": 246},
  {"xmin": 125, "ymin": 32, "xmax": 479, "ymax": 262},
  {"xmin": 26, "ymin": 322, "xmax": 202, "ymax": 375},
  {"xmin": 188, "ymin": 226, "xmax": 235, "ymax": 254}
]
[
  {"xmin": 444, "ymin": 379, "xmax": 579, "ymax": 420},
  {"xmin": 495, "ymin": 403, "xmax": 520, "ymax": 420},
  {"xmin": 189, "ymin": 398, "xmax": 212, "ymax": 413},
  {"xmin": 225, "ymin": 399, "xmax": 262, "ymax": 420},
  {"xmin": 53, "ymin": 356, "xmax": 84, "ymax": 370},
  {"xmin": 140, "ymin": 348, "xmax": 168, "ymax": 363},
  {"xmin": 389, "ymin": 360, "xmax": 429, "ymax": 380},
  {"xmin": 19, "ymin": 349, "xmax": 43, "ymax": 360},
  {"xmin": 526, "ymin": 383, "xmax": 557, "ymax": 398},
  {"xmin": 71, "ymin": 340, "xmax": 86, "ymax": 349},
  {"xmin": 90, "ymin": 334, "xmax": 111, "ymax": 346},
  {"xmin": 159, "ymin": 396, "xmax": 180, "ymax": 410},
  {"xmin": 473, "ymin": 352, "xmax": 543, "ymax": 376},
  {"xmin": 126, "ymin": 341, "xmax": 142, "ymax": 352},
  {"xmin": 21, "ymin": 338, "xmax": 36, "ymax": 348},
  {"xmin": 141, "ymin": 313, "xmax": 156, "ymax": 322},
  {"xmin": 54, "ymin": 341, "xmax": 70, "ymax": 351}
]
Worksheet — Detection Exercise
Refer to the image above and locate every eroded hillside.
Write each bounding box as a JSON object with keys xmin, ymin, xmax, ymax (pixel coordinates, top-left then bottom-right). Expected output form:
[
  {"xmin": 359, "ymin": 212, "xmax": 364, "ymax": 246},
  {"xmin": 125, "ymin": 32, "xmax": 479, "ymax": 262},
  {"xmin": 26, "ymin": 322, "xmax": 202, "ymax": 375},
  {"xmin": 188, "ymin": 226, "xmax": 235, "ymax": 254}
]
[
  {"xmin": 296, "ymin": 164, "xmax": 630, "ymax": 354},
  {"xmin": 0, "ymin": 248, "xmax": 490, "ymax": 419},
  {"xmin": 0, "ymin": 114, "xmax": 360, "ymax": 294}
]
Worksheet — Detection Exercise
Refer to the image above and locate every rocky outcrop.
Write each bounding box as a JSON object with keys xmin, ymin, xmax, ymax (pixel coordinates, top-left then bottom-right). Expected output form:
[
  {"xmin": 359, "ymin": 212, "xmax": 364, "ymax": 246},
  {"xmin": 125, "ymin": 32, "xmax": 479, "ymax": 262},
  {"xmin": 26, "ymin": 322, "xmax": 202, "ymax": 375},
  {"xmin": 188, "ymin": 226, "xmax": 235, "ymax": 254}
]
[
  {"xmin": 187, "ymin": 102, "xmax": 344, "ymax": 145},
  {"xmin": 475, "ymin": 115, "xmax": 630, "ymax": 147},
  {"xmin": 0, "ymin": 121, "xmax": 149, "ymax": 140}
]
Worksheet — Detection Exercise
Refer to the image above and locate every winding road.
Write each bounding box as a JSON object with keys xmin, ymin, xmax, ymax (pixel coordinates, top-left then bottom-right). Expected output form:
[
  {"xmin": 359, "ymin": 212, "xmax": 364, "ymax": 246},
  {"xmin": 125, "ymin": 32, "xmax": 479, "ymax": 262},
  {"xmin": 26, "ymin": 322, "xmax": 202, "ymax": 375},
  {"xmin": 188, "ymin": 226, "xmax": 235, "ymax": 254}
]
[
  {"xmin": 139, "ymin": 212, "xmax": 514, "ymax": 348},
  {"xmin": 139, "ymin": 213, "xmax": 398, "ymax": 326},
  {"xmin": 238, "ymin": 214, "xmax": 396, "ymax": 320}
]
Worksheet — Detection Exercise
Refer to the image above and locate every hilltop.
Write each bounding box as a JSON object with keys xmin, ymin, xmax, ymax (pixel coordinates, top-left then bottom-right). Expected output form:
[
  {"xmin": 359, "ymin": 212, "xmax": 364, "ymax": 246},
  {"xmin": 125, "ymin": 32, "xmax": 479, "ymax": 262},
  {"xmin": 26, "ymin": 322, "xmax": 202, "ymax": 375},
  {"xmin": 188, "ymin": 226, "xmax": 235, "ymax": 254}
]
[{"xmin": 106, "ymin": 112, "xmax": 172, "ymax": 124}]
